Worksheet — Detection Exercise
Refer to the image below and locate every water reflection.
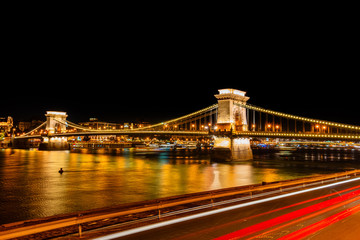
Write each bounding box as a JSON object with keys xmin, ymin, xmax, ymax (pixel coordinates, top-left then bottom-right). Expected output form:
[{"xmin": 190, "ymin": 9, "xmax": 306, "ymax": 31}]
[{"xmin": 0, "ymin": 148, "xmax": 359, "ymax": 224}]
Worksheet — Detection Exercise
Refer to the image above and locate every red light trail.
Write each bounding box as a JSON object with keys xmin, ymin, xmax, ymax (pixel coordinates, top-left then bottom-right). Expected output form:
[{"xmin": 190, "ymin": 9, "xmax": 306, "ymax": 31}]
[
  {"xmin": 278, "ymin": 204, "xmax": 360, "ymax": 240},
  {"xmin": 174, "ymin": 184, "xmax": 360, "ymax": 240},
  {"xmin": 215, "ymin": 185, "xmax": 360, "ymax": 240}
]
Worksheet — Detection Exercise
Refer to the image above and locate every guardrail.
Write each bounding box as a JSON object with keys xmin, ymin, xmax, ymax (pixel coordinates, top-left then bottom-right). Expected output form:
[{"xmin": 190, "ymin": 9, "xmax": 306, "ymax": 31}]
[{"xmin": 1, "ymin": 170, "xmax": 360, "ymax": 239}]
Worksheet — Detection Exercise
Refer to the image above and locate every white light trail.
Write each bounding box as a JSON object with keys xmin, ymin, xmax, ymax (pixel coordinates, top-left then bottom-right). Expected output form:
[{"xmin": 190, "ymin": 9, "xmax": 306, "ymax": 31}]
[{"xmin": 94, "ymin": 177, "xmax": 360, "ymax": 240}]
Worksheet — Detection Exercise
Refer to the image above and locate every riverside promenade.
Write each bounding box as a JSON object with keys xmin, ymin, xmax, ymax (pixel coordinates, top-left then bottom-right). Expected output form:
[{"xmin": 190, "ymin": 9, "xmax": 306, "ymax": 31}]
[{"xmin": 1, "ymin": 170, "xmax": 360, "ymax": 239}]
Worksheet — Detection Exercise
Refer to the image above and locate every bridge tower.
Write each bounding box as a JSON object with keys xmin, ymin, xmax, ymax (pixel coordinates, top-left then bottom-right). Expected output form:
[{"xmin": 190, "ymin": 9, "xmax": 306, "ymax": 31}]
[
  {"xmin": 45, "ymin": 111, "xmax": 68, "ymax": 135},
  {"xmin": 214, "ymin": 89, "xmax": 249, "ymax": 131},
  {"xmin": 212, "ymin": 89, "xmax": 253, "ymax": 161},
  {"xmin": 38, "ymin": 111, "xmax": 70, "ymax": 150}
]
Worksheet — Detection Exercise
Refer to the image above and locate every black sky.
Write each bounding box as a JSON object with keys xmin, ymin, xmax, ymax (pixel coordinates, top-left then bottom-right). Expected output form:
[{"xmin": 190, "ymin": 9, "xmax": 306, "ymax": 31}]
[{"xmin": 2, "ymin": 14, "xmax": 359, "ymax": 126}]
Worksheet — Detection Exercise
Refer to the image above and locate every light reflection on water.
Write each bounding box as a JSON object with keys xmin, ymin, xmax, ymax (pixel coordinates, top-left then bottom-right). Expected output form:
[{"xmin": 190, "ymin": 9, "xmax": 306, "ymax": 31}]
[{"xmin": 0, "ymin": 148, "xmax": 359, "ymax": 224}]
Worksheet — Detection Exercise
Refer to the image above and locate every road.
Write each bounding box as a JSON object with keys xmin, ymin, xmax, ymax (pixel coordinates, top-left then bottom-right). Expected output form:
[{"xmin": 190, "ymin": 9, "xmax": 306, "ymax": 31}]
[{"xmin": 93, "ymin": 177, "xmax": 360, "ymax": 240}]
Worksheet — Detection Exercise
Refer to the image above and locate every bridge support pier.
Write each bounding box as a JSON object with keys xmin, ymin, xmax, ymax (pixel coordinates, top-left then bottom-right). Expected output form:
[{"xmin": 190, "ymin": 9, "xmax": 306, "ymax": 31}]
[
  {"xmin": 211, "ymin": 136, "xmax": 253, "ymax": 162},
  {"xmin": 39, "ymin": 137, "xmax": 70, "ymax": 151}
]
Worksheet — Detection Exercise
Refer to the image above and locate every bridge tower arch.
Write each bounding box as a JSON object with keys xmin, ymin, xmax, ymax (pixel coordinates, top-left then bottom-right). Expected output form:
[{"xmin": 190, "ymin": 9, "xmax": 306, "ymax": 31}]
[
  {"xmin": 214, "ymin": 89, "xmax": 249, "ymax": 132},
  {"xmin": 45, "ymin": 111, "xmax": 68, "ymax": 135},
  {"xmin": 38, "ymin": 111, "xmax": 70, "ymax": 150},
  {"xmin": 212, "ymin": 89, "xmax": 253, "ymax": 161}
]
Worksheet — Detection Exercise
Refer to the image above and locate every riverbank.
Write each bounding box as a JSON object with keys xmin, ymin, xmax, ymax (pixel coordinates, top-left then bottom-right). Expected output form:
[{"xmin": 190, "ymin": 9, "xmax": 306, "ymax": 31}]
[
  {"xmin": 2, "ymin": 169, "xmax": 359, "ymax": 239},
  {"xmin": 0, "ymin": 148, "xmax": 359, "ymax": 226}
]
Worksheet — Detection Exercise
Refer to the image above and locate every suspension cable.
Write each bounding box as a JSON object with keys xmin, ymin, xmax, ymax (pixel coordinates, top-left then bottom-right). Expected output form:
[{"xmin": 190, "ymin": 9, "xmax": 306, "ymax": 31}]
[
  {"xmin": 23, "ymin": 121, "xmax": 46, "ymax": 136},
  {"xmin": 238, "ymin": 103, "xmax": 360, "ymax": 131},
  {"xmin": 135, "ymin": 104, "xmax": 218, "ymax": 130}
]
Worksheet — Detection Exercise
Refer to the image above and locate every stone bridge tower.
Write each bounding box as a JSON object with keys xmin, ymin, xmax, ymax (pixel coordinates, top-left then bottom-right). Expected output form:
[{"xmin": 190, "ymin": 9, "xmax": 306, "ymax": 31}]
[
  {"xmin": 45, "ymin": 111, "xmax": 68, "ymax": 135},
  {"xmin": 212, "ymin": 89, "xmax": 253, "ymax": 161},
  {"xmin": 214, "ymin": 89, "xmax": 249, "ymax": 132}
]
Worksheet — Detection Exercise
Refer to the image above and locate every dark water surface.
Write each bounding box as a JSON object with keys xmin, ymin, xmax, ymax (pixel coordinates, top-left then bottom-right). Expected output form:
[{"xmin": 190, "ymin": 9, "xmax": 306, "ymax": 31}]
[{"xmin": 0, "ymin": 148, "xmax": 359, "ymax": 224}]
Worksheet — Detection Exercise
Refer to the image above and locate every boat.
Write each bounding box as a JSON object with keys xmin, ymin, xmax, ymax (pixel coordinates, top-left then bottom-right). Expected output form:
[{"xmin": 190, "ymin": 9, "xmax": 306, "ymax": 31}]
[
  {"xmin": 159, "ymin": 143, "xmax": 176, "ymax": 150},
  {"xmin": 274, "ymin": 144, "xmax": 297, "ymax": 151}
]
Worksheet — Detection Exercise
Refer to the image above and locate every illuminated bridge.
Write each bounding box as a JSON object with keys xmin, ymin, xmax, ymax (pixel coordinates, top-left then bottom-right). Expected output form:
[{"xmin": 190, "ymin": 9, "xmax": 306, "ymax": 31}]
[{"xmin": 15, "ymin": 89, "xmax": 360, "ymax": 160}]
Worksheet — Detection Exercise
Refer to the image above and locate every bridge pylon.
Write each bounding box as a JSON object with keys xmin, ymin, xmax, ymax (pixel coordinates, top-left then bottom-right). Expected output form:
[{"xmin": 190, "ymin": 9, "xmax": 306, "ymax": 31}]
[
  {"xmin": 39, "ymin": 111, "xmax": 70, "ymax": 150},
  {"xmin": 212, "ymin": 89, "xmax": 253, "ymax": 161},
  {"xmin": 45, "ymin": 111, "xmax": 68, "ymax": 135},
  {"xmin": 214, "ymin": 89, "xmax": 249, "ymax": 132}
]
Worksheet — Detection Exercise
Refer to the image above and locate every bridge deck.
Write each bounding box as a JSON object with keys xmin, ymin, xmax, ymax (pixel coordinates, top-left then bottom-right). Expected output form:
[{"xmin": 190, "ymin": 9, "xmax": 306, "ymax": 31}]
[
  {"xmin": 235, "ymin": 131, "xmax": 360, "ymax": 140},
  {"xmin": 15, "ymin": 130, "xmax": 360, "ymax": 141}
]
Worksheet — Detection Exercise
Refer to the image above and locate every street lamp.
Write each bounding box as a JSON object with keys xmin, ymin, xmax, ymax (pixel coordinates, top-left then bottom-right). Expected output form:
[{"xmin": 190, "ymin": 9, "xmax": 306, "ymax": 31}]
[
  {"xmin": 315, "ymin": 124, "xmax": 320, "ymax": 133},
  {"xmin": 275, "ymin": 125, "xmax": 280, "ymax": 132}
]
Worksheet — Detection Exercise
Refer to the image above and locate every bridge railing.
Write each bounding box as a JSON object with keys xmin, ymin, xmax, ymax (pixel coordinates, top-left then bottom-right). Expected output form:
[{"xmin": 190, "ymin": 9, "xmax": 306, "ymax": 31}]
[{"xmin": 235, "ymin": 131, "xmax": 360, "ymax": 140}]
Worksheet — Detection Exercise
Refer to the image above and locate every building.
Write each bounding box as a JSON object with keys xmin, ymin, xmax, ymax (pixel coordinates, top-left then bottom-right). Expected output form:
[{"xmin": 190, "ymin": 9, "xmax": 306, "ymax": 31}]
[
  {"xmin": 78, "ymin": 118, "xmax": 151, "ymax": 130},
  {"xmin": 79, "ymin": 118, "xmax": 120, "ymax": 130},
  {"xmin": 19, "ymin": 122, "xmax": 32, "ymax": 132},
  {"xmin": 0, "ymin": 116, "xmax": 13, "ymax": 133},
  {"xmin": 18, "ymin": 120, "xmax": 44, "ymax": 132}
]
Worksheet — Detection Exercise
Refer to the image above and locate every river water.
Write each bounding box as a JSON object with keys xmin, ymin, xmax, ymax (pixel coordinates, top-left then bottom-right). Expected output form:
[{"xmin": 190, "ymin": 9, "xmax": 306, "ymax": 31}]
[{"xmin": 0, "ymin": 148, "xmax": 359, "ymax": 225}]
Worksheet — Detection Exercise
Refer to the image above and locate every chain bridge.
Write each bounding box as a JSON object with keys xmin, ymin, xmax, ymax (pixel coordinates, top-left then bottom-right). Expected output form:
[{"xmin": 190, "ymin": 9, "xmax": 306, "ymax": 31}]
[{"xmin": 14, "ymin": 89, "xmax": 360, "ymax": 161}]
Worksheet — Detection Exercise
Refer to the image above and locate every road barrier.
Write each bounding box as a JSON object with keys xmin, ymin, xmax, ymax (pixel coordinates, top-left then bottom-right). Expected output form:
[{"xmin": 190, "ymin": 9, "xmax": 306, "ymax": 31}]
[{"xmin": 1, "ymin": 170, "xmax": 360, "ymax": 239}]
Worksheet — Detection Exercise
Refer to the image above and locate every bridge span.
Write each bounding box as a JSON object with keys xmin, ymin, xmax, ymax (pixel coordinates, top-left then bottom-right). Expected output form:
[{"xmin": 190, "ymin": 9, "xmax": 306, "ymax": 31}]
[{"xmin": 14, "ymin": 88, "xmax": 360, "ymax": 161}]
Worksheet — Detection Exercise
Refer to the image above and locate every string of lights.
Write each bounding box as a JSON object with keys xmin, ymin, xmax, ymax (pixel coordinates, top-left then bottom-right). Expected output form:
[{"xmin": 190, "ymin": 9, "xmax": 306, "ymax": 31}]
[
  {"xmin": 238, "ymin": 103, "xmax": 360, "ymax": 131},
  {"xmin": 237, "ymin": 131, "xmax": 360, "ymax": 140},
  {"xmin": 19, "ymin": 102, "xmax": 360, "ymax": 142},
  {"xmin": 135, "ymin": 104, "xmax": 218, "ymax": 131}
]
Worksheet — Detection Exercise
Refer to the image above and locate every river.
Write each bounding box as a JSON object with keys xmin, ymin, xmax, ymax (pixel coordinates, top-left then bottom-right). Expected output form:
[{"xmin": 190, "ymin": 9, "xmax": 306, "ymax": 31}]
[{"xmin": 0, "ymin": 148, "xmax": 359, "ymax": 224}]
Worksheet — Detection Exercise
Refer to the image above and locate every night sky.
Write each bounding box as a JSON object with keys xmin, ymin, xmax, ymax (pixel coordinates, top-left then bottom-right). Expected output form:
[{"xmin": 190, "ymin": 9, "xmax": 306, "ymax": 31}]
[{"xmin": 2, "ymin": 17, "xmax": 359, "ymax": 126}]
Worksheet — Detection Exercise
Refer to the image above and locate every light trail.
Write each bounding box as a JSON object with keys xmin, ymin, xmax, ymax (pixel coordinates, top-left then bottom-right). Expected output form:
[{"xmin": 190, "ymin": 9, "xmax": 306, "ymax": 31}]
[
  {"xmin": 93, "ymin": 177, "xmax": 360, "ymax": 240},
  {"xmin": 215, "ymin": 188, "xmax": 360, "ymax": 240},
  {"xmin": 173, "ymin": 184, "xmax": 360, "ymax": 240},
  {"xmin": 248, "ymin": 194, "xmax": 360, "ymax": 239},
  {"xmin": 278, "ymin": 204, "xmax": 360, "ymax": 240}
]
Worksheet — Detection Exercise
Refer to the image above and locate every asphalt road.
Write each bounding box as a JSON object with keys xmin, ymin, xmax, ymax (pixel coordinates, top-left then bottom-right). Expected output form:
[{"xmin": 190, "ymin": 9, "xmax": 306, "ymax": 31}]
[{"xmin": 94, "ymin": 177, "xmax": 360, "ymax": 240}]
